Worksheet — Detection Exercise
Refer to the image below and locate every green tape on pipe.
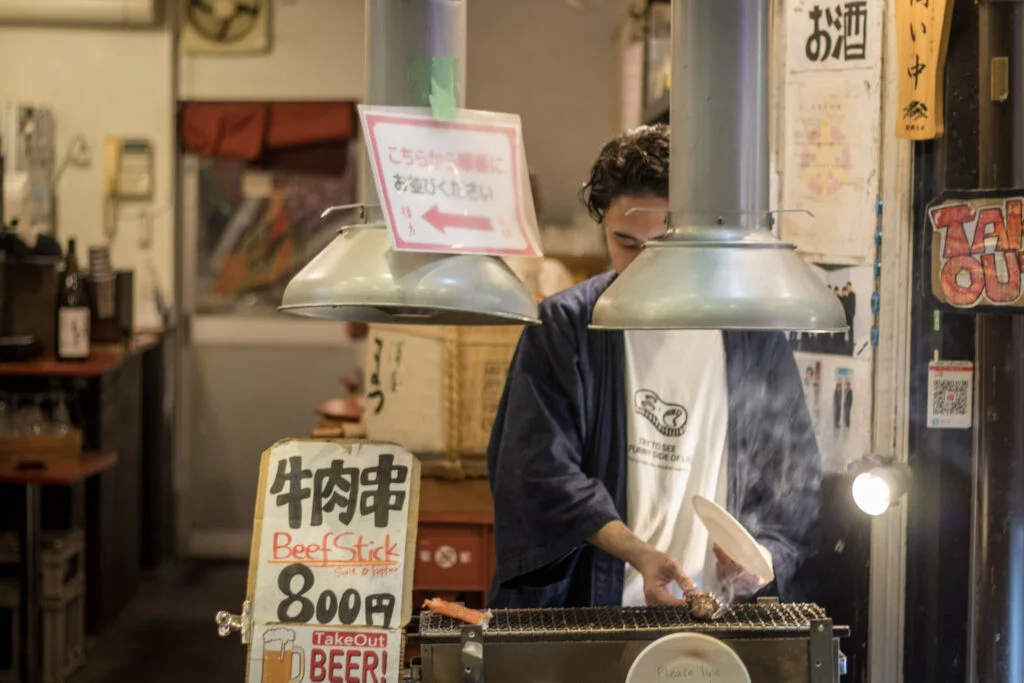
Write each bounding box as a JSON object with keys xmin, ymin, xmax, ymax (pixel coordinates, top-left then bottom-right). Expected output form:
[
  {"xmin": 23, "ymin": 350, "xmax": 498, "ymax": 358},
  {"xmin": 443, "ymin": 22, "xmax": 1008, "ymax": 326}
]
[{"xmin": 408, "ymin": 56, "xmax": 460, "ymax": 121}]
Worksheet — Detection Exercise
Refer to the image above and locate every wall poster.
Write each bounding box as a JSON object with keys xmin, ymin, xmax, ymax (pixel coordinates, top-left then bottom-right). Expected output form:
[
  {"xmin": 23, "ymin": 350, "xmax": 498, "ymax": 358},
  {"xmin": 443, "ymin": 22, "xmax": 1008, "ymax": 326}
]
[
  {"xmin": 790, "ymin": 262, "xmax": 874, "ymax": 473},
  {"xmin": 779, "ymin": 0, "xmax": 883, "ymax": 265}
]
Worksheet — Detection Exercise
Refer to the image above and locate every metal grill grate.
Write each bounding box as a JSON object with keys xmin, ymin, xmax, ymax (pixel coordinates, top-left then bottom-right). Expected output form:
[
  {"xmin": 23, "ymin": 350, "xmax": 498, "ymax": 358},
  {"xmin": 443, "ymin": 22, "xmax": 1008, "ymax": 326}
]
[{"xmin": 419, "ymin": 603, "xmax": 842, "ymax": 642}]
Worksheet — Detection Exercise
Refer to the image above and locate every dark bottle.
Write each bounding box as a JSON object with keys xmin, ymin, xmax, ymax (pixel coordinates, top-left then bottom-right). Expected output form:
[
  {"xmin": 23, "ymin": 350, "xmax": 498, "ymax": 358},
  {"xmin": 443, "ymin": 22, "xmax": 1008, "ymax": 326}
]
[{"xmin": 56, "ymin": 237, "xmax": 91, "ymax": 361}]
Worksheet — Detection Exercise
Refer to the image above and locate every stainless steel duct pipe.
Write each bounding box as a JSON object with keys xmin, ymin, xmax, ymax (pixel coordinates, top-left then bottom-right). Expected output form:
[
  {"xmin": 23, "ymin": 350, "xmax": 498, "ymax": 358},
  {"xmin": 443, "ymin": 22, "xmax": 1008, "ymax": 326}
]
[{"xmin": 591, "ymin": 0, "xmax": 846, "ymax": 332}]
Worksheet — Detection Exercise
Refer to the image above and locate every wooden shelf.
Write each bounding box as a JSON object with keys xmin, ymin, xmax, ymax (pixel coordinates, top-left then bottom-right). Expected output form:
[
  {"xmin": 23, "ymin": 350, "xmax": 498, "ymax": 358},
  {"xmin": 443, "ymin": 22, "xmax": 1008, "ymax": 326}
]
[
  {"xmin": 0, "ymin": 451, "xmax": 118, "ymax": 486},
  {"xmin": 0, "ymin": 333, "xmax": 160, "ymax": 378}
]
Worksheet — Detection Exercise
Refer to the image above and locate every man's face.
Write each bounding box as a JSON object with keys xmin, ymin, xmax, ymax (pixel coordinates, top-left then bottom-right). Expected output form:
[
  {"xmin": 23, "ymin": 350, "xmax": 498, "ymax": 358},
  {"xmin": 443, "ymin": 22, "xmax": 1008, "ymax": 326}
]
[{"xmin": 603, "ymin": 194, "xmax": 670, "ymax": 273}]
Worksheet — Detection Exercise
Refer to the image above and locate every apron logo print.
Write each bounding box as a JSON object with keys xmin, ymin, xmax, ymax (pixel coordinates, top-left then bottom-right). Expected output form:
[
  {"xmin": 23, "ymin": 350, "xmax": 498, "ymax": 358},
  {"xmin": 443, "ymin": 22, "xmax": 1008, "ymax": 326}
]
[{"xmin": 633, "ymin": 389, "xmax": 688, "ymax": 437}]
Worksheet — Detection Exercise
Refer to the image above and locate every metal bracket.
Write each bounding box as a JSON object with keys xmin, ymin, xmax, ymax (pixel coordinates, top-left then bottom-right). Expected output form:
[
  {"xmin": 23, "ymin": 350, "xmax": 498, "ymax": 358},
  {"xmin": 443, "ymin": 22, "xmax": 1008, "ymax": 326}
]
[
  {"xmin": 809, "ymin": 618, "xmax": 835, "ymax": 683},
  {"xmin": 460, "ymin": 625, "xmax": 484, "ymax": 683},
  {"xmin": 321, "ymin": 203, "xmax": 381, "ymax": 223},
  {"xmin": 767, "ymin": 208, "xmax": 816, "ymax": 228},
  {"xmin": 215, "ymin": 600, "xmax": 252, "ymax": 644}
]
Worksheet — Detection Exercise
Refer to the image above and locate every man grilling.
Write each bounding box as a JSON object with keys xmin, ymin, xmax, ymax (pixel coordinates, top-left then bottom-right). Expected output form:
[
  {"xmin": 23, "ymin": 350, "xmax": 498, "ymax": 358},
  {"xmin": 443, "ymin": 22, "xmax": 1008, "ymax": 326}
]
[{"xmin": 486, "ymin": 125, "xmax": 823, "ymax": 609}]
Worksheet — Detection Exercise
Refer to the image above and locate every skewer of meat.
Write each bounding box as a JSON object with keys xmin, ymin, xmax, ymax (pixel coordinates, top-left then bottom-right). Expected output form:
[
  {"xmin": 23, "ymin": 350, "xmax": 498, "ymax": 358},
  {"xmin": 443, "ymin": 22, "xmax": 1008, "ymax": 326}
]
[
  {"xmin": 686, "ymin": 591, "xmax": 724, "ymax": 620},
  {"xmin": 422, "ymin": 598, "xmax": 493, "ymax": 628}
]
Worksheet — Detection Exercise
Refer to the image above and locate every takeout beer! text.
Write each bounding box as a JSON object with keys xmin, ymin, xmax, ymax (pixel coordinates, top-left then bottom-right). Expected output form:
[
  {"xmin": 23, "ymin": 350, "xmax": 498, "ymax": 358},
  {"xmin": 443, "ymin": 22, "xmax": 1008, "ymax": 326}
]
[{"xmin": 309, "ymin": 630, "xmax": 390, "ymax": 683}]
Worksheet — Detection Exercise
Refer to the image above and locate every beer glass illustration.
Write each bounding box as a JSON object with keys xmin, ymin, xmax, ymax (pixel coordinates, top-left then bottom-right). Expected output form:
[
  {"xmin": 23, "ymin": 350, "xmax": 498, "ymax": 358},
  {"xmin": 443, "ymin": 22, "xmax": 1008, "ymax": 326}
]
[{"xmin": 261, "ymin": 627, "xmax": 305, "ymax": 683}]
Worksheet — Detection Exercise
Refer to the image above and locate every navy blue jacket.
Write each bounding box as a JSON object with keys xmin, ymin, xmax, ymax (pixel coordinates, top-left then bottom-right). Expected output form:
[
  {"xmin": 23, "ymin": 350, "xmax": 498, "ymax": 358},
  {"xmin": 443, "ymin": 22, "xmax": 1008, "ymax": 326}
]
[{"xmin": 486, "ymin": 272, "xmax": 823, "ymax": 608}]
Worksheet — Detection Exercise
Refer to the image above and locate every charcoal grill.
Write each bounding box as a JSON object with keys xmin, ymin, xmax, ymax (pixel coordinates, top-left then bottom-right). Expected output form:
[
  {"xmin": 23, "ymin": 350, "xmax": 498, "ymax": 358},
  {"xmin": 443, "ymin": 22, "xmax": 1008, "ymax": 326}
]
[{"xmin": 411, "ymin": 598, "xmax": 848, "ymax": 683}]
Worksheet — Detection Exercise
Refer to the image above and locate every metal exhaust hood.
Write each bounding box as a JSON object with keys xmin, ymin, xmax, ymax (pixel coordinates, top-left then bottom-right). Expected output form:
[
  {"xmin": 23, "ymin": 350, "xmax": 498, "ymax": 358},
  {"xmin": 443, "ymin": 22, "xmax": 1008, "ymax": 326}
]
[
  {"xmin": 279, "ymin": 0, "xmax": 539, "ymax": 326},
  {"xmin": 590, "ymin": 0, "xmax": 847, "ymax": 332}
]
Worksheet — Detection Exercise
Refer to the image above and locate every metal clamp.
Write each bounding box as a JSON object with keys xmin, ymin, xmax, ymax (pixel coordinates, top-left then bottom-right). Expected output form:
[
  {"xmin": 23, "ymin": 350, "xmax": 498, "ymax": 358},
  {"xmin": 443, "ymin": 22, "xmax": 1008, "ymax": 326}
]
[
  {"xmin": 215, "ymin": 600, "xmax": 252, "ymax": 644},
  {"xmin": 809, "ymin": 618, "xmax": 835, "ymax": 683},
  {"xmin": 460, "ymin": 625, "xmax": 484, "ymax": 683}
]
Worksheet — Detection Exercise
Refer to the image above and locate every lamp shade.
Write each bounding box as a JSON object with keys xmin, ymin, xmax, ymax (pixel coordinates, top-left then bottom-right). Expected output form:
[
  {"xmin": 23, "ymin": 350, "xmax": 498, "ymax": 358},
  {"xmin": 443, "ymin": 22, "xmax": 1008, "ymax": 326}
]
[
  {"xmin": 279, "ymin": 223, "xmax": 540, "ymax": 325},
  {"xmin": 591, "ymin": 235, "xmax": 848, "ymax": 332}
]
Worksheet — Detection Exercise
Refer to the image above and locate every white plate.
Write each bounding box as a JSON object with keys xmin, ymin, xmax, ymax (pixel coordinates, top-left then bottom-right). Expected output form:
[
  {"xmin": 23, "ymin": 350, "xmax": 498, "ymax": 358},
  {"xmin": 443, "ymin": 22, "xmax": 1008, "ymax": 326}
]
[
  {"xmin": 692, "ymin": 495, "xmax": 775, "ymax": 582},
  {"xmin": 625, "ymin": 632, "xmax": 750, "ymax": 683}
]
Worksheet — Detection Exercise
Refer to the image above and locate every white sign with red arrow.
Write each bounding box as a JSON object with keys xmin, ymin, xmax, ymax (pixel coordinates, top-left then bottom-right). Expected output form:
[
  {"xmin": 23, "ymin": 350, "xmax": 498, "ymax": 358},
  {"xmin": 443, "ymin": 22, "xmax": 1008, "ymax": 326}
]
[{"xmin": 359, "ymin": 106, "xmax": 542, "ymax": 258}]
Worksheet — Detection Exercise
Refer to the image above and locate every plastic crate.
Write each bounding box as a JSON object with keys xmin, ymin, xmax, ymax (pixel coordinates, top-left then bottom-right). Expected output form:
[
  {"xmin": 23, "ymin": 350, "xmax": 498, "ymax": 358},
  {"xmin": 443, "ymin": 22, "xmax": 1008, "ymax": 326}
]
[
  {"xmin": 42, "ymin": 577, "xmax": 84, "ymax": 683},
  {"xmin": 0, "ymin": 529, "xmax": 85, "ymax": 600},
  {"xmin": 0, "ymin": 579, "xmax": 19, "ymax": 683}
]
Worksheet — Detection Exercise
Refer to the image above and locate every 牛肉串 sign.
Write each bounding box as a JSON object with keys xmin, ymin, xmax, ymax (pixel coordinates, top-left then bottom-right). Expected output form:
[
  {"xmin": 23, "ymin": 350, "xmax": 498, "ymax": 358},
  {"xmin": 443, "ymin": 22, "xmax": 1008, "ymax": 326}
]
[
  {"xmin": 359, "ymin": 105, "xmax": 541, "ymax": 258},
  {"xmin": 249, "ymin": 440, "xmax": 419, "ymax": 631},
  {"xmin": 929, "ymin": 189, "xmax": 1024, "ymax": 310}
]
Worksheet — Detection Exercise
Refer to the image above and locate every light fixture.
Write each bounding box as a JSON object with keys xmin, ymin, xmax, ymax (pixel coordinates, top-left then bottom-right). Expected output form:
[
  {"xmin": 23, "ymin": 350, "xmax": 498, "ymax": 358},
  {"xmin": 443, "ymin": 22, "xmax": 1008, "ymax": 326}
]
[
  {"xmin": 590, "ymin": 0, "xmax": 847, "ymax": 332},
  {"xmin": 279, "ymin": 0, "xmax": 539, "ymax": 326},
  {"xmin": 850, "ymin": 456, "xmax": 912, "ymax": 517},
  {"xmin": 279, "ymin": 206, "xmax": 539, "ymax": 325}
]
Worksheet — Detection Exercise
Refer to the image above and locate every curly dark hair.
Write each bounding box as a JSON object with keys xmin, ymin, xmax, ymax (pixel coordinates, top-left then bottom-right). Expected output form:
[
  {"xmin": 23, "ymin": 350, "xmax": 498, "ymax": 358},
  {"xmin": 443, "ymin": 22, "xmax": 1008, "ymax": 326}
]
[{"xmin": 578, "ymin": 124, "xmax": 670, "ymax": 224}]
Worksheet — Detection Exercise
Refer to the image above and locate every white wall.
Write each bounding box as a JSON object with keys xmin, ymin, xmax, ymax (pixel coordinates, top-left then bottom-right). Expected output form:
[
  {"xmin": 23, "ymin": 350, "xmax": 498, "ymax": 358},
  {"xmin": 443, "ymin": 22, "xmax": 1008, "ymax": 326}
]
[
  {"xmin": 468, "ymin": 0, "xmax": 624, "ymax": 224},
  {"xmin": 178, "ymin": 0, "xmax": 365, "ymax": 101},
  {"xmin": 0, "ymin": 24, "xmax": 174, "ymax": 326}
]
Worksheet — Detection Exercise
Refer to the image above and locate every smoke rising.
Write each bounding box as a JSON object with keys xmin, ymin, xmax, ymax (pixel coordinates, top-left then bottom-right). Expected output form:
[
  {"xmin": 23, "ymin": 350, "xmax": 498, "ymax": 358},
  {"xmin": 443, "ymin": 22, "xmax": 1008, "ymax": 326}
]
[{"xmin": 725, "ymin": 331, "xmax": 826, "ymax": 594}]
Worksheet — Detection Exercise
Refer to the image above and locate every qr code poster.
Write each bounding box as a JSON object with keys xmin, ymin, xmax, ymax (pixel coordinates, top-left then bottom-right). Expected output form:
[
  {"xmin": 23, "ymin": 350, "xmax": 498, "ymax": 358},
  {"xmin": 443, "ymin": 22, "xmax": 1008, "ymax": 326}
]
[{"xmin": 927, "ymin": 361, "xmax": 974, "ymax": 429}]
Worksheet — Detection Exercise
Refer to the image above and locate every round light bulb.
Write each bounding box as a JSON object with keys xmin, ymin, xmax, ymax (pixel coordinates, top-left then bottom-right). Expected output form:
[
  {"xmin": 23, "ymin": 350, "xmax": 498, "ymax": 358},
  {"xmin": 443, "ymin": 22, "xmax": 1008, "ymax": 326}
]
[{"xmin": 852, "ymin": 471, "xmax": 892, "ymax": 516}]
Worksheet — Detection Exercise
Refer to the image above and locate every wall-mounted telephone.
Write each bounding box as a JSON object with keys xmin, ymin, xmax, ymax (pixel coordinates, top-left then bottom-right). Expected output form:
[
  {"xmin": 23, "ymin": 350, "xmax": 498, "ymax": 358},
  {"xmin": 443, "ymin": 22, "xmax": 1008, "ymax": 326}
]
[{"xmin": 105, "ymin": 136, "xmax": 153, "ymax": 200}]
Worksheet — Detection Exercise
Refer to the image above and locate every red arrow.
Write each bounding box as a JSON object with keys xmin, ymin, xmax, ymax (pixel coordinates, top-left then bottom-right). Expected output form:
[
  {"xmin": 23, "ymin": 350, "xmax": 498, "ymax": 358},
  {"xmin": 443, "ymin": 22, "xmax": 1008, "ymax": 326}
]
[{"xmin": 422, "ymin": 205, "xmax": 493, "ymax": 233}]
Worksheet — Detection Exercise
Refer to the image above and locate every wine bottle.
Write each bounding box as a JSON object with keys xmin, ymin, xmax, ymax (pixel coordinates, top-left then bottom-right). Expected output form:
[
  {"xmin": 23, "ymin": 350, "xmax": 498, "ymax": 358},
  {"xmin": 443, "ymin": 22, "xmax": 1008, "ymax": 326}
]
[{"xmin": 56, "ymin": 237, "xmax": 91, "ymax": 361}]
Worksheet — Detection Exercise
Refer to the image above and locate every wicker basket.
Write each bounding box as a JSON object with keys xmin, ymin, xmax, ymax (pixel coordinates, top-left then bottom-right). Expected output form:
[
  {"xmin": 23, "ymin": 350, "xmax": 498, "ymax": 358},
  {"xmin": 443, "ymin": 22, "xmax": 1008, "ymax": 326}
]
[{"xmin": 0, "ymin": 430, "xmax": 83, "ymax": 469}]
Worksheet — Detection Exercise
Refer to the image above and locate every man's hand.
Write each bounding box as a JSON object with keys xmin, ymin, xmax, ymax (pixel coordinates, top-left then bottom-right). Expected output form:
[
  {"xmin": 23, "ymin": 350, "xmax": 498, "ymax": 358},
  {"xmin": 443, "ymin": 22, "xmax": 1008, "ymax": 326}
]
[
  {"xmin": 634, "ymin": 547, "xmax": 696, "ymax": 606},
  {"xmin": 713, "ymin": 544, "xmax": 770, "ymax": 598},
  {"xmin": 589, "ymin": 521, "xmax": 695, "ymax": 606}
]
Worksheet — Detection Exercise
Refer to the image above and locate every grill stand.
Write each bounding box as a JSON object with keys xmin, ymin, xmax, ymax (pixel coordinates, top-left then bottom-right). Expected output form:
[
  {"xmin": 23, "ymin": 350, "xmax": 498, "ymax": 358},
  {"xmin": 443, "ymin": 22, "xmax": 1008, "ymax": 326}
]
[
  {"xmin": 417, "ymin": 602, "xmax": 849, "ymax": 683},
  {"xmin": 809, "ymin": 619, "xmax": 835, "ymax": 683},
  {"xmin": 460, "ymin": 626, "xmax": 484, "ymax": 683}
]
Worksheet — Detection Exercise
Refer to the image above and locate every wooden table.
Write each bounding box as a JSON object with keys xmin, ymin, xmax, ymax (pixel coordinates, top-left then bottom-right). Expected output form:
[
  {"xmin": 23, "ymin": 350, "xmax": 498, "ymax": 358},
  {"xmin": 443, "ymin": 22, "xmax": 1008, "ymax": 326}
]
[
  {"xmin": 0, "ymin": 452, "xmax": 118, "ymax": 683},
  {"xmin": 0, "ymin": 334, "xmax": 159, "ymax": 378},
  {"xmin": 0, "ymin": 331, "xmax": 170, "ymax": 634}
]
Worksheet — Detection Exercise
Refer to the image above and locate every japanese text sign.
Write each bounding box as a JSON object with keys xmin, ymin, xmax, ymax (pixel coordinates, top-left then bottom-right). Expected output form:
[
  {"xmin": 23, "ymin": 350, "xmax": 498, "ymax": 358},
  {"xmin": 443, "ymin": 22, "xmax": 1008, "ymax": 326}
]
[
  {"xmin": 929, "ymin": 189, "xmax": 1024, "ymax": 310},
  {"xmin": 895, "ymin": 0, "xmax": 953, "ymax": 140},
  {"xmin": 247, "ymin": 440, "xmax": 420, "ymax": 636},
  {"xmin": 787, "ymin": 0, "xmax": 881, "ymax": 73},
  {"xmin": 359, "ymin": 105, "xmax": 542, "ymax": 258}
]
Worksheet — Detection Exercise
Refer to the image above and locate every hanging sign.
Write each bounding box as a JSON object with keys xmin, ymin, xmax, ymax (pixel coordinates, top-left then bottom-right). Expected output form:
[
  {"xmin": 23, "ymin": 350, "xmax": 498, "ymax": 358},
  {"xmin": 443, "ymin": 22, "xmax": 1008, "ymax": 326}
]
[
  {"xmin": 244, "ymin": 439, "xmax": 420, "ymax": 683},
  {"xmin": 785, "ymin": 0, "xmax": 882, "ymax": 74},
  {"xmin": 894, "ymin": 0, "xmax": 954, "ymax": 140},
  {"xmin": 928, "ymin": 189, "xmax": 1024, "ymax": 310},
  {"xmin": 926, "ymin": 360, "xmax": 974, "ymax": 429},
  {"xmin": 359, "ymin": 105, "xmax": 542, "ymax": 258}
]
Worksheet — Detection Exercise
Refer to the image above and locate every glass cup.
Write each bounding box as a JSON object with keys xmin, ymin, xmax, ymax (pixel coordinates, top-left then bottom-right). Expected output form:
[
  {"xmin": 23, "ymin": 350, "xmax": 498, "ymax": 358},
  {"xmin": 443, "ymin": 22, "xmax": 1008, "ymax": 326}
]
[
  {"xmin": 260, "ymin": 628, "xmax": 304, "ymax": 683},
  {"xmin": 13, "ymin": 395, "xmax": 46, "ymax": 437},
  {"xmin": 49, "ymin": 392, "xmax": 71, "ymax": 436}
]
